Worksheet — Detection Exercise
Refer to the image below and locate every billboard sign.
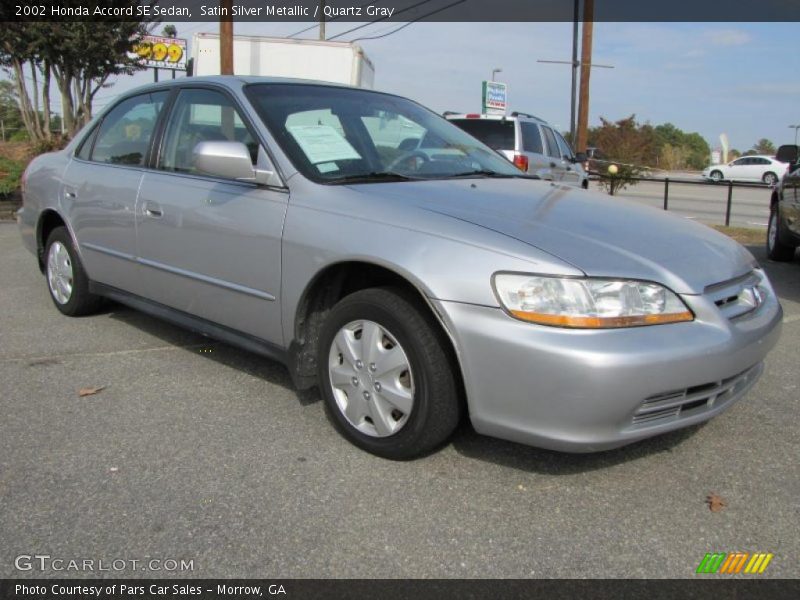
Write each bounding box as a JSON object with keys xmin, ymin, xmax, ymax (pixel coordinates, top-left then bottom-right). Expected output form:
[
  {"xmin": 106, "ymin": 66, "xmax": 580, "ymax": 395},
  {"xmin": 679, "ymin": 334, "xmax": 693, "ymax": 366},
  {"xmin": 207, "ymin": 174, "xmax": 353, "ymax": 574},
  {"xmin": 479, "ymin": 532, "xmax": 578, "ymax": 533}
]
[
  {"xmin": 131, "ymin": 35, "xmax": 187, "ymax": 70},
  {"xmin": 482, "ymin": 81, "xmax": 507, "ymax": 115}
]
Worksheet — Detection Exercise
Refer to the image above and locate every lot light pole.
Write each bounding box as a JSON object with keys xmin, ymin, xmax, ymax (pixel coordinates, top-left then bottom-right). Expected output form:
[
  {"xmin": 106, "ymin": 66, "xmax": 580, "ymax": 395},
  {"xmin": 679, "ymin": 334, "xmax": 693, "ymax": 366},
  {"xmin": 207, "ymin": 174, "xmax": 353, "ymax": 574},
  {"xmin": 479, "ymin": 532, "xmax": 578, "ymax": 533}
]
[
  {"xmin": 789, "ymin": 124, "xmax": 800, "ymax": 145},
  {"xmin": 491, "ymin": 68, "xmax": 502, "ymax": 82}
]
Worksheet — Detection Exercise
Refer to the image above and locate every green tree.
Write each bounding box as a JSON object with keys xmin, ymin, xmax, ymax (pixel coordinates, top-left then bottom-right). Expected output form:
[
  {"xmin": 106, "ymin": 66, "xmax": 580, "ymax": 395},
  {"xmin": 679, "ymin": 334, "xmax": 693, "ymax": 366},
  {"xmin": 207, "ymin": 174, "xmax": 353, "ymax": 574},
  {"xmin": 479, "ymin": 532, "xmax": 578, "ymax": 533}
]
[
  {"xmin": 0, "ymin": 9, "xmax": 155, "ymax": 141},
  {"xmin": 587, "ymin": 115, "xmax": 658, "ymax": 166},
  {"xmin": 751, "ymin": 138, "xmax": 776, "ymax": 155},
  {"xmin": 162, "ymin": 24, "xmax": 178, "ymax": 38}
]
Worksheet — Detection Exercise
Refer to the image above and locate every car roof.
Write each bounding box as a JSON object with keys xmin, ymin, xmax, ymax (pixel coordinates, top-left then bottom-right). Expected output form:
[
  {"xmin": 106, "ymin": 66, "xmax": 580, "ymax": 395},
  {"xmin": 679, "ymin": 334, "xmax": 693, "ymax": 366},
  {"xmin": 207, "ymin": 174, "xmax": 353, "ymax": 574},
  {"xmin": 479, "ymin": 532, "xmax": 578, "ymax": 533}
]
[{"xmin": 446, "ymin": 113, "xmax": 547, "ymax": 125}]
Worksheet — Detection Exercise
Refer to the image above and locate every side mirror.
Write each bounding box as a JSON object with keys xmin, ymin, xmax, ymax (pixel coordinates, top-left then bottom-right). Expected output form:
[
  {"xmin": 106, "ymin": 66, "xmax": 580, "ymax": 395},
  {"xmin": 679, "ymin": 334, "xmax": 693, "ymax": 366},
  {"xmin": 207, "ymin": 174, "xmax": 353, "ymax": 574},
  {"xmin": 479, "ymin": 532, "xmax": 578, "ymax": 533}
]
[
  {"xmin": 574, "ymin": 152, "xmax": 587, "ymax": 162},
  {"xmin": 193, "ymin": 141, "xmax": 278, "ymax": 186}
]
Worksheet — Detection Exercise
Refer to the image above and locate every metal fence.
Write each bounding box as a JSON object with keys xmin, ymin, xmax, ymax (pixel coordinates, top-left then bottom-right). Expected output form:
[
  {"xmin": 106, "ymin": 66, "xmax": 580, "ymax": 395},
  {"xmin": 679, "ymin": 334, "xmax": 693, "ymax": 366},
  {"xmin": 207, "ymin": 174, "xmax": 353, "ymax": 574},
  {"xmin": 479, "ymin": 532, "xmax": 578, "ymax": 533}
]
[{"xmin": 592, "ymin": 174, "xmax": 771, "ymax": 227}]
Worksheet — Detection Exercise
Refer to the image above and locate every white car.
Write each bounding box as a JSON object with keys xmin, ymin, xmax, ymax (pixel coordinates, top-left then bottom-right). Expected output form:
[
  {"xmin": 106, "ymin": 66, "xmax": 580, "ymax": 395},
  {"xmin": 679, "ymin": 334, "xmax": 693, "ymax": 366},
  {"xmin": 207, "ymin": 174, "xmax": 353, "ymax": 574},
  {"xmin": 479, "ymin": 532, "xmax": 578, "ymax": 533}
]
[{"xmin": 703, "ymin": 155, "xmax": 788, "ymax": 185}]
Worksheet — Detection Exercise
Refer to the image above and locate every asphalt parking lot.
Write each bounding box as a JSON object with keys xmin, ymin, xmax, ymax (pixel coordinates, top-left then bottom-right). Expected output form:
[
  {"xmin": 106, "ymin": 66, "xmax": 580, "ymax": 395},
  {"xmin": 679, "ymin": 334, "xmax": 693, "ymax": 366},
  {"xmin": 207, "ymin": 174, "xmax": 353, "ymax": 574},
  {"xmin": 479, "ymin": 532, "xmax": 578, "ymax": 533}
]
[{"xmin": 0, "ymin": 222, "xmax": 798, "ymax": 579}]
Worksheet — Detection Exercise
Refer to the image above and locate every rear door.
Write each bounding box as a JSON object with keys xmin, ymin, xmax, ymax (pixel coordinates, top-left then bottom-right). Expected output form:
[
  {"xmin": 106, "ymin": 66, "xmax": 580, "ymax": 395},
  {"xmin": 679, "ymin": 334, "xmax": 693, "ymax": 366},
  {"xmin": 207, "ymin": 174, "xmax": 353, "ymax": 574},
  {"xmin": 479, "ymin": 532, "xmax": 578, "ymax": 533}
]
[
  {"xmin": 135, "ymin": 86, "xmax": 288, "ymax": 345},
  {"xmin": 519, "ymin": 121, "xmax": 552, "ymax": 178},
  {"xmin": 61, "ymin": 91, "xmax": 168, "ymax": 292}
]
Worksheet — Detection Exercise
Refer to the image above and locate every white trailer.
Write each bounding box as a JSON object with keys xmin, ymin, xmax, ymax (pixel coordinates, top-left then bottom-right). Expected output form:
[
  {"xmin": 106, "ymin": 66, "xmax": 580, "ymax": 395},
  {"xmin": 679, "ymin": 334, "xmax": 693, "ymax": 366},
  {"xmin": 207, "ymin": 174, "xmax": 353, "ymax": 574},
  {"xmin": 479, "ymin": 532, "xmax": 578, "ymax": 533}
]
[{"xmin": 191, "ymin": 33, "xmax": 375, "ymax": 88}]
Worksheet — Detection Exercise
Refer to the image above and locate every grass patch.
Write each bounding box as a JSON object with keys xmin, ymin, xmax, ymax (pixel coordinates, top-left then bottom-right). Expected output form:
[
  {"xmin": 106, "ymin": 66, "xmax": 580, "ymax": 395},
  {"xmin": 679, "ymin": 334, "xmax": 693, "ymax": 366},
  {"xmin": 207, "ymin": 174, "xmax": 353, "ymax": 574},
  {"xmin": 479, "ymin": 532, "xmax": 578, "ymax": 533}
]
[
  {"xmin": 0, "ymin": 156, "xmax": 25, "ymax": 198},
  {"xmin": 712, "ymin": 225, "xmax": 765, "ymax": 246}
]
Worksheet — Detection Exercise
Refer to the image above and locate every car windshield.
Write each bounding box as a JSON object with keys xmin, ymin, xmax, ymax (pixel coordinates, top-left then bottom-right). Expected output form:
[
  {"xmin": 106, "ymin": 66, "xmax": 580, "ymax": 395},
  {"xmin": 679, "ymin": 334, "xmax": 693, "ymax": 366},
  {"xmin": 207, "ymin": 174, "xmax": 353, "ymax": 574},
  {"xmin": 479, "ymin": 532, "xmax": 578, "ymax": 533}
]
[{"xmin": 245, "ymin": 83, "xmax": 525, "ymax": 183}]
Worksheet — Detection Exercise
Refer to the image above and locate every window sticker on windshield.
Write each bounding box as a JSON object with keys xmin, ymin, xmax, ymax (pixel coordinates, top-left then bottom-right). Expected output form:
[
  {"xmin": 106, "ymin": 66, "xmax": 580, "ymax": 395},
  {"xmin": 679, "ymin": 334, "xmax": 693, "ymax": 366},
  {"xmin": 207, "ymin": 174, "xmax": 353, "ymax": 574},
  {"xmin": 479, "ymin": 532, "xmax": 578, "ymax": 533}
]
[
  {"xmin": 288, "ymin": 125, "xmax": 361, "ymax": 164},
  {"xmin": 317, "ymin": 161, "xmax": 338, "ymax": 173}
]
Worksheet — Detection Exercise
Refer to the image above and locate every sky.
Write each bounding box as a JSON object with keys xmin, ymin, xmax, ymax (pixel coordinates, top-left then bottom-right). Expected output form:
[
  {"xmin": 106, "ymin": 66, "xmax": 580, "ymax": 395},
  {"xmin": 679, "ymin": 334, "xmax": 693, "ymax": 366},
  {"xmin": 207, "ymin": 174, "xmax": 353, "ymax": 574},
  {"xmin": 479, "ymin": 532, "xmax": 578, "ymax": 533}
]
[{"xmin": 12, "ymin": 21, "xmax": 800, "ymax": 152}]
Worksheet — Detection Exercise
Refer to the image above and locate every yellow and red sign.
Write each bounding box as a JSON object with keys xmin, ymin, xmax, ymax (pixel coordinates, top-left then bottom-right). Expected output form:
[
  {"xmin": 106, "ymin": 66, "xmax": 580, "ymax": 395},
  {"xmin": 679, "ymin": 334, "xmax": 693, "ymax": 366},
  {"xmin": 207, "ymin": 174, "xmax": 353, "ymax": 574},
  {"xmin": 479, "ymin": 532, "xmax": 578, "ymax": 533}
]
[{"xmin": 131, "ymin": 35, "xmax": 186, "ymax": 71}]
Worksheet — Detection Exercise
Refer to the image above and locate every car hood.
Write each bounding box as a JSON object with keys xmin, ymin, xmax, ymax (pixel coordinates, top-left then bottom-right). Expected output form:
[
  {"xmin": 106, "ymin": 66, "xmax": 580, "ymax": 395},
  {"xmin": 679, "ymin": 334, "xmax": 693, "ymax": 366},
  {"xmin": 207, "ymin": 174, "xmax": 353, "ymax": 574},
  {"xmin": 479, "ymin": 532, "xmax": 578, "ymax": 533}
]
[{"xmin": 352, "ymin": 178, "xmax": 755, "ymax": 294}]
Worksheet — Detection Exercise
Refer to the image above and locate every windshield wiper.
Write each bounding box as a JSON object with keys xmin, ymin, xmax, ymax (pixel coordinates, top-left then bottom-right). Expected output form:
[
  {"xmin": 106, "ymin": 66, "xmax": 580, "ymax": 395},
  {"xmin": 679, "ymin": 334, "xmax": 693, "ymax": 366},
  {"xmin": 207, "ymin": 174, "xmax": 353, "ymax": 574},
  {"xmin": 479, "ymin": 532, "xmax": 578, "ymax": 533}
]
[
  {"xmin": 325, "ymin": 171, "xmax": 419, "ymax": 185},
  {"xmin": 445, "ymin": 170, "xmax": 539, "ymax": 180}
]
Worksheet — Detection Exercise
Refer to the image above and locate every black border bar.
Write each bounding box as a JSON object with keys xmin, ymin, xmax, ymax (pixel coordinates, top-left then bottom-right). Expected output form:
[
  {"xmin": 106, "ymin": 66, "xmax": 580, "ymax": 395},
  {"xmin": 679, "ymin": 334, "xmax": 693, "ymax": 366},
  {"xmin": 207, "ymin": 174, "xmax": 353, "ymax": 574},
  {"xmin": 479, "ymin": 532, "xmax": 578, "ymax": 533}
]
[
  {"xmin": 3, "ymin": 0, "xmax": 800, "ymax": 23},
  {"xmin": 2, "ymin": 579, "xmax": 800, "ymax": 600}
]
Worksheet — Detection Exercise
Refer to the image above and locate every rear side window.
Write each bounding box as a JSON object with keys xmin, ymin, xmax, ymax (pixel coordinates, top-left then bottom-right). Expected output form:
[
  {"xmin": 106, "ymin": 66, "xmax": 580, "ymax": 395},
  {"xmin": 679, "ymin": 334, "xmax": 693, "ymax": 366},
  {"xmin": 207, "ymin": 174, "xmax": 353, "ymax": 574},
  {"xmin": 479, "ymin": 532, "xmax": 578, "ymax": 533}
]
[
  {"xmin": 541, "ymin": 126, "xmax": 560, "ymax": 159},
  {"xmin": 520, "ymin": 122, "xmax": 543, "ymax": 154},
  {"xmin": 90, "ymin": 92, "xmax": 168, "ymax": 166},
  {"xmin": 449, "ymin": 119, "xmax": 515, "ymax": 151}
]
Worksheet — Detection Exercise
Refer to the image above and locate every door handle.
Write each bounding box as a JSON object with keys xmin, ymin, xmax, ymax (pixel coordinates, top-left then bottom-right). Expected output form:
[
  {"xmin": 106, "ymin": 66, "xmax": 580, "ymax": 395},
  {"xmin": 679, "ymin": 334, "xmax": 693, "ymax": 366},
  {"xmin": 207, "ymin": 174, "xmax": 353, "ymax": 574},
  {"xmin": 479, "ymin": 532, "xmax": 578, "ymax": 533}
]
[{"xmin": 144, "ymin": 203, "xmax": 163, "ymax": 218}]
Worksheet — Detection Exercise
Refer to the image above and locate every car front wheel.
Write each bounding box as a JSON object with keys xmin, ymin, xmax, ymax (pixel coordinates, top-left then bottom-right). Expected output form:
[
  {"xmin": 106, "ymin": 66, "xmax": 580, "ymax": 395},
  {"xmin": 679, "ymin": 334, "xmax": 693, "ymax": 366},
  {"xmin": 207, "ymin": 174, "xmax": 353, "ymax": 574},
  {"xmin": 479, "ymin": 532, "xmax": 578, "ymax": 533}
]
[
  {"xmin": 44, "ymin": 226, "xmax": 103, "ymax": 316},
  {"xmin": 709, "ymin": 170, "xmax": 723, "ymax": 182},
  {"xmin": 767, "ymin": 204, "xmax": 796, "ymax": 261},
  {"xmin": 318, "ymin": 287, "xmax": 461, "ymax": 459}
]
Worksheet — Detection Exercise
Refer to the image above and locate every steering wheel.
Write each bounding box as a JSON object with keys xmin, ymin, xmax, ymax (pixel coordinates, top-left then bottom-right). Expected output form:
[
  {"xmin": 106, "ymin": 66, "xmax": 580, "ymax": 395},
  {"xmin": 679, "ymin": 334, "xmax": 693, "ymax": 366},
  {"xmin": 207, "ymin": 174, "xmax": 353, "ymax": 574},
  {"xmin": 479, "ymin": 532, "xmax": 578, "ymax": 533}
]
[{"xmin": 387, "ymin": 150, "xmax": 431, "ymax": 172}]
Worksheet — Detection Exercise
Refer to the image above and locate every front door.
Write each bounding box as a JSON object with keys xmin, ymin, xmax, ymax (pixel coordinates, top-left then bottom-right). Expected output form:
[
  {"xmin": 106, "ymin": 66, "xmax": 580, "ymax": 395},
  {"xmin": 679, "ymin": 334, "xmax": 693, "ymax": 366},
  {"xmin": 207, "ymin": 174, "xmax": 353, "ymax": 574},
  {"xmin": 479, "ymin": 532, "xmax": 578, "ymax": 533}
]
[{"xmin": 135, "ymin": 87, "xmax": 288, "ymax": 345}]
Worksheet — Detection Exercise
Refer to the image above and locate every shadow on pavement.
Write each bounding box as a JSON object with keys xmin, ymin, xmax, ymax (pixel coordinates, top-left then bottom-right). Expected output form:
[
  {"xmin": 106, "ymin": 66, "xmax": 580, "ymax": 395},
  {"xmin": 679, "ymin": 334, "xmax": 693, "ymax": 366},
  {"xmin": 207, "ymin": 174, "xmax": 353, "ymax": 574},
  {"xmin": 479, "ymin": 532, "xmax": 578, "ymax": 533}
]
[
  {"xmin": 449, "ymin": 421, "xmax": 704, "ymax": 475},
  {"xmin": 104, "ymin": 303, "xmax": 300, "ymax": 396}
]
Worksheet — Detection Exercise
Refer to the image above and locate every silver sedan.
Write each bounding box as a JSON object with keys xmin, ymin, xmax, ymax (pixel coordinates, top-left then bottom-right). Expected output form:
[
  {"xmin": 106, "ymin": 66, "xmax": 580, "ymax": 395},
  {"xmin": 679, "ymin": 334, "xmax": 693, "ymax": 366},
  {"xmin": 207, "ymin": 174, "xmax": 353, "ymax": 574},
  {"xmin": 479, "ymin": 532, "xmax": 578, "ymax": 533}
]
[{"xmin": 18, "ymin": 77, "xmax": 782, "ymax": 458}]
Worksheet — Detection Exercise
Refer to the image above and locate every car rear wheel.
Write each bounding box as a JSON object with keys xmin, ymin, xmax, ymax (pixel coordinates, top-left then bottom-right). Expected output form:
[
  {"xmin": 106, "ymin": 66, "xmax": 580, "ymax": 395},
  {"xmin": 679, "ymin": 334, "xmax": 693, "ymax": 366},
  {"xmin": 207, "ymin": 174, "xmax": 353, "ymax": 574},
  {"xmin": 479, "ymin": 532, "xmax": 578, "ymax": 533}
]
[
  {"xmin": 767, "ymin": 204, "xmax": 796, "ymax": 261},
  {"xmin": 709, "ymin": 170, "xmax": 723, "ymax": 182},
  {"xmin": 44, "ymin": 227, "xmax": 104, "ymax": 316},
  {"xmin": 762, "ymin": 172, "xmax": 778, "ymax": 186},
  {"xmin": 318, "ymin": 287, "xmax": 461, "ymax": 459}
]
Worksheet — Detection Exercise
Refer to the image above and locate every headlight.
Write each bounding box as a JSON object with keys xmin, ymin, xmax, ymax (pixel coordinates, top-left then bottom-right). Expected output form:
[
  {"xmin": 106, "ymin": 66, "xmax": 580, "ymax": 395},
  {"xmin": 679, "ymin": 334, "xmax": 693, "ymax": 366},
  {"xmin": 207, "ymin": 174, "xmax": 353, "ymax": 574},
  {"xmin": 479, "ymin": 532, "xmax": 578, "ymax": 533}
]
[{"xmin": 493, "ymin": 274, "xmax": 694, "ymax": 328}]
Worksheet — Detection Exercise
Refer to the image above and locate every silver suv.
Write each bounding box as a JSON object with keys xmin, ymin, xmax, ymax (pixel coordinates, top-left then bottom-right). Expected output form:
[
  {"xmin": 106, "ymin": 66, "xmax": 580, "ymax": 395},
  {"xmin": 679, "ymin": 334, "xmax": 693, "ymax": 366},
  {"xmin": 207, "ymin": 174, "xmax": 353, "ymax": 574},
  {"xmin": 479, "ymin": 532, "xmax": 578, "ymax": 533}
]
[{"xmin": 446, "ymin": 112, "xmax": 589, "ymax": 188}]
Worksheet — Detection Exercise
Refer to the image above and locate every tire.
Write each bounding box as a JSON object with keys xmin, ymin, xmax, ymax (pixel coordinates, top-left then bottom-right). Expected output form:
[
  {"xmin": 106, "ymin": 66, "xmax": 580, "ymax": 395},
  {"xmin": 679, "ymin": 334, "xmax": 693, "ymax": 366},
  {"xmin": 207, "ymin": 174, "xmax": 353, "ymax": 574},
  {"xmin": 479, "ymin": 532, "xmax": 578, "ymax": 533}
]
[
  {"xmin": 766, "ymin": 204, "xmax": 796, "ymax": 262},
  {"xmin": 44, "ymin": 226, "xmax": 104, "ymax": 316},
  {"xmin": 317, "ymin": 287, "xmax": 461, "ymax": 460},
  {"xmin": 763, "ymin": 172, "xmax": 778, "ymax": 186},
  {"xmin": 709, "ymin": 170, "xmax": 723, "ymax": 182}
]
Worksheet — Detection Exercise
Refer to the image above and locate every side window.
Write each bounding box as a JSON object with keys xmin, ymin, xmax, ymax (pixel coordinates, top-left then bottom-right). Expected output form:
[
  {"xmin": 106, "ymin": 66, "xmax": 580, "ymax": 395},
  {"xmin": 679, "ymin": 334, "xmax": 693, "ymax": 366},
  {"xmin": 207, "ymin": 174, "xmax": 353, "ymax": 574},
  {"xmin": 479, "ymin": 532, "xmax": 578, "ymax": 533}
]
[
  {"xmin": 756, "ymin": 158, "xmax": 770, "ymax": 165},
  {"xmin": 159, "ymin": 88, "xmax": 258, "ymax": 174},
  {"xmin": 541, "ymin": 126, "xmax": 561, "ymax": 159},
  {"xmin": 76, "ymin": 124, "xmax": 100, "ymax": 161},
  {"xmin": 90, "ymin": 92, "xmax": 167, "ymax": 166},
  {"xmin": 733, "ymin": 158, "xmax": 747, "ymax": 166},
  {"xmin": 520, "ymin": 122, "xmax": 543, "ymax": 155},
  {"xmin": 555, "ymin": 131, "xmax": 574, "ymax": 160}
]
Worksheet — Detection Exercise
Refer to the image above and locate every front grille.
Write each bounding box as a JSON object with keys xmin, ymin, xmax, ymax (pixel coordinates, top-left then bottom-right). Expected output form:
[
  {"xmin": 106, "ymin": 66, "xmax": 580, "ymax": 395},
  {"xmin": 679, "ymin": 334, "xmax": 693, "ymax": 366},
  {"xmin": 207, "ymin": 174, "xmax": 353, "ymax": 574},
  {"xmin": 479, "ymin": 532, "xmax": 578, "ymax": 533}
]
[
  {"xmin": 631, "ymin": 363, "xmax": 762, "ymax": 427},
  {"xmin": 705, "ymin": 271, "xmax": 765, "ymax": 320}
]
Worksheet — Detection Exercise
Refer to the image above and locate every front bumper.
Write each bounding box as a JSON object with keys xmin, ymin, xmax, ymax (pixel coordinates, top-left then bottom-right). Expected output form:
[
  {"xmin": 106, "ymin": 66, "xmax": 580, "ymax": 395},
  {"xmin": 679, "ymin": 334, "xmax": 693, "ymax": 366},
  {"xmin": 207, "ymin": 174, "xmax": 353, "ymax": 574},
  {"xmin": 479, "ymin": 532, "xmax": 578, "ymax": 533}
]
[{"xmin": 434, "ymin": 282, "xmax": 782, "ymax": 452}]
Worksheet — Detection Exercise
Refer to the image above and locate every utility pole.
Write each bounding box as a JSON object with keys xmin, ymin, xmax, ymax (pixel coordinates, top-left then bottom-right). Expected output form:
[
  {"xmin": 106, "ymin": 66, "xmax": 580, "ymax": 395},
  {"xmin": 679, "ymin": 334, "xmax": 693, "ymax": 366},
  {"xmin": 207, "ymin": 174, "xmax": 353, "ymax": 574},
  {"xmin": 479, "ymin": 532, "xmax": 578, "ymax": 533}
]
[
  {"xmin": 570, "ymin": 0, "xmax": 579, "ymax": 144},
  {"xmin": 576, "ymin": 0, "xmax": 594, "ymax": 153},
  {"xmin": 319, "ymin": 1, "xmax": 326, "ymax": 40},
  {"xmin": 220, "ymin": 0, "xmax": 234, "ymax": 75}
]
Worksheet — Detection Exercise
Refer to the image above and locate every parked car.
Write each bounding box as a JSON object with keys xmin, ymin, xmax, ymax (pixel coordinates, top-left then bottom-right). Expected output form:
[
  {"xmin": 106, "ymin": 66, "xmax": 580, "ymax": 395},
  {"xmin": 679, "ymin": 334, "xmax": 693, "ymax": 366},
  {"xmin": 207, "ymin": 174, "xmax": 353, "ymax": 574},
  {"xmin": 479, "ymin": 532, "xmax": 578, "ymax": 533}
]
[
  {"xmin": 19, "ymin": 77, "xmax": 782, "ymax": 459},
  {"xmin": 703, "ymin": 155, "xmax": 788, "ymax": 185},
  {"xmin": 445, "ymin": 112, "xmax": 589, "ymax": 188},
  {"xmin": 767, "ymin": 147, "xmax": 800, "ymax": 261}
]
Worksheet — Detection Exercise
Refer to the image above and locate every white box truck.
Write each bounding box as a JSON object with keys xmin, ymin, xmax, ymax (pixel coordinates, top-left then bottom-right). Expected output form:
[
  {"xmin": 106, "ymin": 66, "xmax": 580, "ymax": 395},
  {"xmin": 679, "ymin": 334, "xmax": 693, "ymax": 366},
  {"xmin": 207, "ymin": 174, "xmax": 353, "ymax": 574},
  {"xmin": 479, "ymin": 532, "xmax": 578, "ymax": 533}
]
[{"xmin": 191, "ymin": 33, "xmax": 375, "ymax": 88}]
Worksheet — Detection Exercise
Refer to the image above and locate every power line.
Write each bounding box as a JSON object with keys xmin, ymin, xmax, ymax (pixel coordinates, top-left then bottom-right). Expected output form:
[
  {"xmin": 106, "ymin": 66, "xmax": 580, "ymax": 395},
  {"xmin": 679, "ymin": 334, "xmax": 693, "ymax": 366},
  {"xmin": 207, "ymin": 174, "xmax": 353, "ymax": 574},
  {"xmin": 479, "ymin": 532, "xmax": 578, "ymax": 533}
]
[
  {"xmin": 328, "ymin": 0, "xmax": 438, "ymax": 41},
  {"xmin": 286, "ymin": 0, "xmax": 384, "ymax": 39},
  {"xmin": 348, "ymin": 0, "xmax": 466, "ymax": 42}
]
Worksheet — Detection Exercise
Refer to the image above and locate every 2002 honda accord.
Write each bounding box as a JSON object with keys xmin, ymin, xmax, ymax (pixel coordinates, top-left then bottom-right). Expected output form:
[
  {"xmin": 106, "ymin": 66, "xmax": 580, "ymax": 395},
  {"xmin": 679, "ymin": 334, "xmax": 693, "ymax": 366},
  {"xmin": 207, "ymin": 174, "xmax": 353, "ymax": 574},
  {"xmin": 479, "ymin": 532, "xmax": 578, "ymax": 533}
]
[{"xmin": 18, "ymin": 76, "xmax": 782, "ymax": 459}]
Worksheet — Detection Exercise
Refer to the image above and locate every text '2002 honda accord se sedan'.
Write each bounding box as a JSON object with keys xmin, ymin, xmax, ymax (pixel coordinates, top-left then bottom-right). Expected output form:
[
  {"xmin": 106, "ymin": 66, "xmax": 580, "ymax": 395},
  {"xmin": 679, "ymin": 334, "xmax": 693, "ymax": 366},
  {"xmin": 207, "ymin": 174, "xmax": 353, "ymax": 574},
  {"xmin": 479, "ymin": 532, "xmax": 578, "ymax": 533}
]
[{"xmin": 18, "ymin": 77, "xmax": 782, "ymax": 459}]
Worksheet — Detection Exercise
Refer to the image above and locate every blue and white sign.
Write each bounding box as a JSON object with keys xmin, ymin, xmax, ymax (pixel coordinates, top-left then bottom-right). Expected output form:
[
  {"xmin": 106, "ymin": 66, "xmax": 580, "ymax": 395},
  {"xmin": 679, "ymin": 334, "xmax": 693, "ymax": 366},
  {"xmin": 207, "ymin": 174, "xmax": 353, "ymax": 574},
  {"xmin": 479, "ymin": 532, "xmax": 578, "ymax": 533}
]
[{"xmin": 482, "ymin": 81, "xmax": 508, "ymax": 115}]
